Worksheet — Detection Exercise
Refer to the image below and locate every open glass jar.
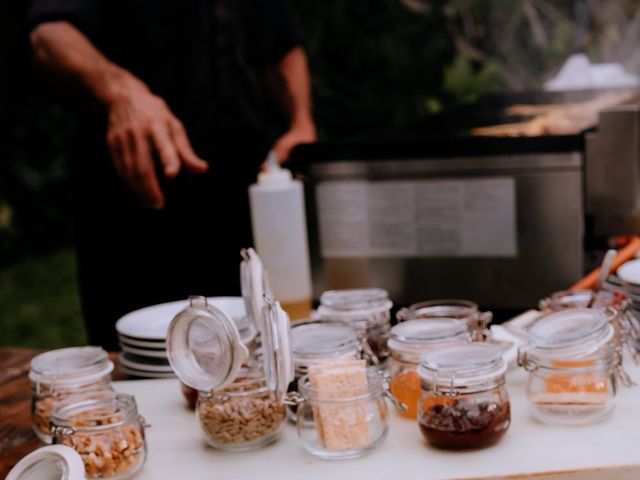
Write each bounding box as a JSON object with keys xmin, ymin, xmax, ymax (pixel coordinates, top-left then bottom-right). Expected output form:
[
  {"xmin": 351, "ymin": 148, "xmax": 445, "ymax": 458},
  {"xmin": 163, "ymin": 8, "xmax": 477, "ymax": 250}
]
[
  {"xmin": 51, "ymin": 392, "xmax": 147, "ymax": 480},
  {"xmin": 317, "ymin": 288, "xmax": 393, "ymax": 365},
  {"xmin": 396, "ymin": 299, "xmax": 492, "ymax": 341},
  {"xmin": 294, "ymin": 363, "xmax": 389, "ymax": 459},
  {"xmin": 417, "ymin": 343, "xmax": 510, "ymax": 450},
  {"xmin": 167, "ymin": 295, "xmax": 293, "ymax": 451},
  {"xmin": 287, "ymin": 319, "xmax": 361, "ymax": 420},
  {"xmin": 29, "ymin": 346, "xmax": 114, "ymax": 443},
  {"xmin": 388, "ymin": 319, "xmax": 470, "ymax": 419},
  {"xmin": 518, "ymin": 308, "xmax": 630, "ymax": 426}
]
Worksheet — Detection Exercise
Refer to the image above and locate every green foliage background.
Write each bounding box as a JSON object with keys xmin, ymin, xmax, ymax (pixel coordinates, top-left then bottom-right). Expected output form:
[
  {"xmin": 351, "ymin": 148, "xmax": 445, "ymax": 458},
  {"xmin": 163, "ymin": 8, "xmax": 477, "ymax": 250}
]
[{"xmin": 1, "ymin": 0, "xmax": 640, "ymax": 347}]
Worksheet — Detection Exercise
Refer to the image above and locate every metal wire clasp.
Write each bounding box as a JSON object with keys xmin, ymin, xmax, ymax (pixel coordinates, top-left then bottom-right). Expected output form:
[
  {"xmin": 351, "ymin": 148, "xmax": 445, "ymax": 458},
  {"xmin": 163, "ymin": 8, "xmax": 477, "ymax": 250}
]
[
  {"xmin": 379, "ymin": 371, "xmax": 407, "ymax": 413},
  {"xmin": 284, "ymin": 391, "xmax": 305, "ymax": 406}
]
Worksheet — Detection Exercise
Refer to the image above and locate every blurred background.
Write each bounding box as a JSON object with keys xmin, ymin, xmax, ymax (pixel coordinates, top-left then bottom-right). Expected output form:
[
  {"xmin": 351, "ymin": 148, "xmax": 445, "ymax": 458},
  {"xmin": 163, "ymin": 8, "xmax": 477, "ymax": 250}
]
[{"xmin": 2, "ymin": 0, "xmax": 640, "ymax": 348}]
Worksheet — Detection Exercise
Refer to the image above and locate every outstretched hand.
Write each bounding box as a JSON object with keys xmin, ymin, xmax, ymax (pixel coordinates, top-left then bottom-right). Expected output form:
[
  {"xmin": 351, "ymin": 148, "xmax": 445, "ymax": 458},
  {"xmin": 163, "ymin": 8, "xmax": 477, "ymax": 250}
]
[{"xmin": 106, "ymin": 81, "xmax": 208, "ymax": 209}]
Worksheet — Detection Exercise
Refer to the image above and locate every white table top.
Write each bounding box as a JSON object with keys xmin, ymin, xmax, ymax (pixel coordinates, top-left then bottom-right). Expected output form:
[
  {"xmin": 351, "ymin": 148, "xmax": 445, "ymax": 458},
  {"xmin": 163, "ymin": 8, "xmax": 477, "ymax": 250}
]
[{"xmin": 114, "ymin": 362, "xmax": 640, "ymax": 480}]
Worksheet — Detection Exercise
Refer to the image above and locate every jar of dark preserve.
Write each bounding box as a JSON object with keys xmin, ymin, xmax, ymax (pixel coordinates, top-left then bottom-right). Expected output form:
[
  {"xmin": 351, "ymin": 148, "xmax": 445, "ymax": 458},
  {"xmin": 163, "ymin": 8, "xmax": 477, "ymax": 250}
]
[
  {"xmin": 317, "ymin": 288, "xmax": 393, "ymax": 365},
  {"xmin": 417, "ymin": 343, "xmax": 510, "ymax": 449}
]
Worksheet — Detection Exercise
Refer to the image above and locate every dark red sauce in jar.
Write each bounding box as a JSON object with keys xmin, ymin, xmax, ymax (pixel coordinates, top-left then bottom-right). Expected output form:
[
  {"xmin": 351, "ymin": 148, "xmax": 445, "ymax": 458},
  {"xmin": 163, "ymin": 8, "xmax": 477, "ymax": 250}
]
[{"xmin": 419, "ymin": 398, "xmax": 510, "ymax": 449}]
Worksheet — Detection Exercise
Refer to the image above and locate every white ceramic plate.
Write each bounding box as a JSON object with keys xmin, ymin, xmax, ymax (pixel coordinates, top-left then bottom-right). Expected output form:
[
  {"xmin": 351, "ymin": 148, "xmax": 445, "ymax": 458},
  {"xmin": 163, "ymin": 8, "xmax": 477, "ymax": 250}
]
[
  {"xmin": 120, "ymin": 366, "xmax": 176, "ymax": 379},
  {"xmin": 118, "ymin": 335, "xmax": 167, "ymax": 349},
  {"xmin": 118, "ymin": 353, "xmax": 173, "ymax": 373},
  {"xmin": 115, "ymin": 296, "xmax": 247, "ymax": 340},
  {"xmin": 120, "ymin": 343, "xmax": 168, "ymax": 359},
  {"xmin": 618, "ymin": 259, "xmax": 640, "ymax": 286}
]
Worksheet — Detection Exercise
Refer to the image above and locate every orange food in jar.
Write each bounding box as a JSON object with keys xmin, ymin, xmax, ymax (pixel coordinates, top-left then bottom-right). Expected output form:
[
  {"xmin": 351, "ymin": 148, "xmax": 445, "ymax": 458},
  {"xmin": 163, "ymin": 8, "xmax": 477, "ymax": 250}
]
[
  {"xmin": 390, "ymin": 370, "xmax": 421, "ymax": 419},
  {"xmin": 544, "ymin": 359, "xmax": 608, "ymax": 394}
]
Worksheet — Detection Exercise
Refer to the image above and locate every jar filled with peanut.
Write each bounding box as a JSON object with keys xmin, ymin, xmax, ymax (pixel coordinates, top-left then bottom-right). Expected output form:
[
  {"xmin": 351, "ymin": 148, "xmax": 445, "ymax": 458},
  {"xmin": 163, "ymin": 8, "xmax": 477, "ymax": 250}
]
[
  {"xmin": 167, "ymin": 295, "xmax": 293, "ymax": 451},
  {"xmin": 51, "ymin": 392, "xmax": 147, "ymax": 479},
  {"xmin": 29, "ymin": 346, "xmax": 114, "ymax": 443},
  {"xmin": 197, "ymin": 373, "xmax": 286, "ymax": 450}
]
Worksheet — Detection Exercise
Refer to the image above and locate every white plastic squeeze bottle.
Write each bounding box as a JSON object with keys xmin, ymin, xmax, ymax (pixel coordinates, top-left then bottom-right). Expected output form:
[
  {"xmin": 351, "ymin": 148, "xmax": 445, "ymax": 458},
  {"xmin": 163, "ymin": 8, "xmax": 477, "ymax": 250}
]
[{"xmin": 248, "ymin": 151, "xmax": 312, "ymax": 320}]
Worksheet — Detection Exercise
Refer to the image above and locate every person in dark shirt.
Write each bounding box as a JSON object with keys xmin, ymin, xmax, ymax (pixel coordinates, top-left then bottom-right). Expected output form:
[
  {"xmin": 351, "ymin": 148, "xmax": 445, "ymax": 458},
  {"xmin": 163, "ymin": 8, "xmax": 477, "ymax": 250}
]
[{"xmin": 27, "ymin": 0, "xmax": 316, "ymax": 350}]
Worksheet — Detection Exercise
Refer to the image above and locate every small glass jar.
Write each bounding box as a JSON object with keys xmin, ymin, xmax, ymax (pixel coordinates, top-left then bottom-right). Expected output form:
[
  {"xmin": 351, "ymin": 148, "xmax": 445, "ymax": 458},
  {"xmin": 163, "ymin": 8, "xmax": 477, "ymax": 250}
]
[
  {"xmin": 51, "ymin": 392, "xmax": 147, "ymax": 479},
  {"xmin": 287, "ymin": 319, "xmax": 361, "ymax": 420},
  {"xmin": 317, "ymin": 288, "xmax": 393, "ymax": 365},
  {"xmin": 396, "ymin": 299, "xmax": 492, "ymax": 341},
  {"xmin": 29, "ymin": 346, "xmax": 114, "ymax": 443},
  {"xmin": 388, "ymin": 319, "xmax": 470, "ymax": 419},
  {"xmin": 418, "ymin": 343, "xmax": 510, "ymax": 450},
  {"xmin": 167, "ymin": 295, "xmax": 293, "ymax": 451},
  {"xmin": 518, "ymin": 308, "xmax": 629, "ymax": 426},
  {"xmin": 539, "ymin": 289, "xmax": 640, "ymax": 356},
  {"xmin": 197, "ymin": 372, "xmax": 286, "ymax": 451},
  {"xmin": 295, "ymin": 366, "xmax": 389, "ymax": 459}
]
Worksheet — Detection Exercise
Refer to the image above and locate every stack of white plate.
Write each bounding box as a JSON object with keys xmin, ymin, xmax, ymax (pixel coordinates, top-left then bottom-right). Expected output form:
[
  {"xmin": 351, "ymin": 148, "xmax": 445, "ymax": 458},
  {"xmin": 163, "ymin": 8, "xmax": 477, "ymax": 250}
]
[{"xmin": 115, "ymin": 297, "xmax": 251, "ymax": 379}]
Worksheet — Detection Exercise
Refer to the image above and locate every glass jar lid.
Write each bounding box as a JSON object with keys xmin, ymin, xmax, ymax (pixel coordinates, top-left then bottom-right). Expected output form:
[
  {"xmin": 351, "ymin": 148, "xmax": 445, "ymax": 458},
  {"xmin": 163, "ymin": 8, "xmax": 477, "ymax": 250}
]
[
  {"xmin": 5, "ymin": 445, "xmax": 85, "ymax": 480},
  {"xmin": 240, "ymin": 248, "xmax": 270, "ymax": 337},
  {"xmin": 527, "ymin": 308, "xmax": 614, "ymax": 358},
  {"xmin": 418, "ymin": 343, "xmax": 506, "ymax": 387},
  {"xmin": 291, "ymin": 319, "xmax": 360, "ymax": 365},
  {"xmin": 542, "ymin": 289, "xmax": 619, "ymax": 311},
  {"xmin": 29, "ymin": 346, "xmax": 114, "ymax": 386},
  {"xmin": 318, "ymin": 288, "xmax": 392, "ymax": 318},
  {"xmin": 263, "ymin": 300, "xmax": 294, "ymax": 395},
  {"xmin": 388, "ymin": 319, "xmax": 468, "ymax": 355},
  {"xmin": 404, "ymin": 299, "xmax": 478, "ymax": 320},
  {"xmin": 167, "ymin": 296, "xmax": 249, "ymax": 391}
]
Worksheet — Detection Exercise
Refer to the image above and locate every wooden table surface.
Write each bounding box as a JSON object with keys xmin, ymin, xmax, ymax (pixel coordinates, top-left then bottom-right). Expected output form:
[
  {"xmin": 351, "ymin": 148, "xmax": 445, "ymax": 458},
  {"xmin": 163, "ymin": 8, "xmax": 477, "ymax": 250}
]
[{"xmin": 0, "ymin": 348, "xmax": 129, "ymax": 478}]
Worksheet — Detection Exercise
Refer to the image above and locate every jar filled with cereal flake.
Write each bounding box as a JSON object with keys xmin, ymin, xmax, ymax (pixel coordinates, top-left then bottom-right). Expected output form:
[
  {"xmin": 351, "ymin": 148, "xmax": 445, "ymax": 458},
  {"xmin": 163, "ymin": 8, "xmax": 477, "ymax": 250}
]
[
  {"xmin": 518, "ymin": 308, "xmax": 632, "ymax": 426},
  {"xmin": 287, "ymin": 319, "xmax": 361, "ymax": 421},
  {"xmin": 51, "ymin": 391, "xmax": 147, "ymax": 479},
  {"xmin": 294, "ymin": 359, "xmax": 389, "ymax": 459},
  {"xmin": 388, "ymin": 319, "xmax": 470, "ymax": 419},
  {"xmin": 317, "ymin": 288, "xmax": 393, "ymax": 365},
  {"xmin": 29, "ymin": 346, "xmax": 114, "ymax": 443},
  {"xmin": 167, "ymin": 293, "xmax": 293, "ymax": 451}
]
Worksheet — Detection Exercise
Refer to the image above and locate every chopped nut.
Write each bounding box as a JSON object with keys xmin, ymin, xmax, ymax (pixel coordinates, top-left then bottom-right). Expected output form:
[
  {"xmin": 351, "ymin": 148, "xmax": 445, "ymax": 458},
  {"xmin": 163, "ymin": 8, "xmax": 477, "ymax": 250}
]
[{"xmin": 198, "ymin": 379, "xmax": 284, "ymax": 447}]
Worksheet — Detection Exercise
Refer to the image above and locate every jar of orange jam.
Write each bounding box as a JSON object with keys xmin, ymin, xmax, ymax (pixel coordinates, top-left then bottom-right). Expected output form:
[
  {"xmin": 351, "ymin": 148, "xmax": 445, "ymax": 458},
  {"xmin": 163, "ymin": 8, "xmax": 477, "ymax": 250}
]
[
  {"xmin": 518, "ymin": 308, "xmax": 632, "ymax": 426},
  {"xmin": 388, "ymin": 319, "xmax": 469, "ymax": 419}
]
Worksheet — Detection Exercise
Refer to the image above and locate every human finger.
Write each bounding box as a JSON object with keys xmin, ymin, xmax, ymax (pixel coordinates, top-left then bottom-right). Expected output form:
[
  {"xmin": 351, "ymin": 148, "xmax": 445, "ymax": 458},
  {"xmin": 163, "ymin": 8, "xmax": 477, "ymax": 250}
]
[
  {"xmin": 150, "ymin": 121, "xmax": 181, "ymax": 178},
  {"xmin": 130, "ymin": 128, "xmax": 164, "ymax": 209},
  {"xmin": 169, "ymin": 119, "xmax": 208, "ymax": 173}
]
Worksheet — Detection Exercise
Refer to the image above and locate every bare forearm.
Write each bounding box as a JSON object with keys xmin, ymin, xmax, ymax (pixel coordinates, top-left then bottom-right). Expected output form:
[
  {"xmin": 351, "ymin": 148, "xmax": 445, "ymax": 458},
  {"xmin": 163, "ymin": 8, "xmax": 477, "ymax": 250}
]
[
  {"xmin": 30, "ymin": 21, "xmax": 145, "ymax": 107},
  {"xmin": 276, "ymin": 46, "xmax": 314, "ymax": 128},
  {"xmin": 30, "ymin": 20, "xmax": 207, "ymax": 209}
]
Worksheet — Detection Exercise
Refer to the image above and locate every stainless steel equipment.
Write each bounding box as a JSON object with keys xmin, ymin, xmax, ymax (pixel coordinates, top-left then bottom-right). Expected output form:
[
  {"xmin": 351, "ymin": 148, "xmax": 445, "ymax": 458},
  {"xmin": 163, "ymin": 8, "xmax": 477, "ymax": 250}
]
[
  {"xmin": 296, "ymin": 139, "xmax": 584, "ymax": 310},
  {"xmin": 587, "ymin": 104, "xmax": 640, "ymax": 235},
  {"xmin": 292, "ymin": 96, "xmax": 640, "ymax": 312}
]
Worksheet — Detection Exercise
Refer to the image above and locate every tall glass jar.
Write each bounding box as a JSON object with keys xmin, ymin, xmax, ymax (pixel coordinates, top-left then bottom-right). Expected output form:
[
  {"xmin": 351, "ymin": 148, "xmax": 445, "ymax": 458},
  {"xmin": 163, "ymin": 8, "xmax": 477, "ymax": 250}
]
[
  {"xmin": 388, "ymin": 319, "xmax": 470, "ymax": 419},
  {"xmin": 295, "ymin": 364, "xmax": 389, "ymax": 459},
  {"xmin": 29, "ymin": 346, "xmax": 114, "ymax": 443},
  {"xmin": 418, "ymin": 343, "xmax": 510, "ymax": 450},
  {"xmin": 167, "ymin": 295, "xmax": 293, "ymax": 451},
  {"xmin": 287, "ymin": 319, "xmax": 361, "ymax": 420},
  {"xmin": 518, "ymin": 308, "xmax": 630, "ymax": 426},
  {"xmin": 51, "ymin": 392, "xmax": 147, "ymax": 479},
  {"xmin": 396, "ymin": 299, "xmax": 492, "ymax": 341},
  {"xmin": 317, "ymin": 288, "xmax": 393, "ymax": 365}
]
